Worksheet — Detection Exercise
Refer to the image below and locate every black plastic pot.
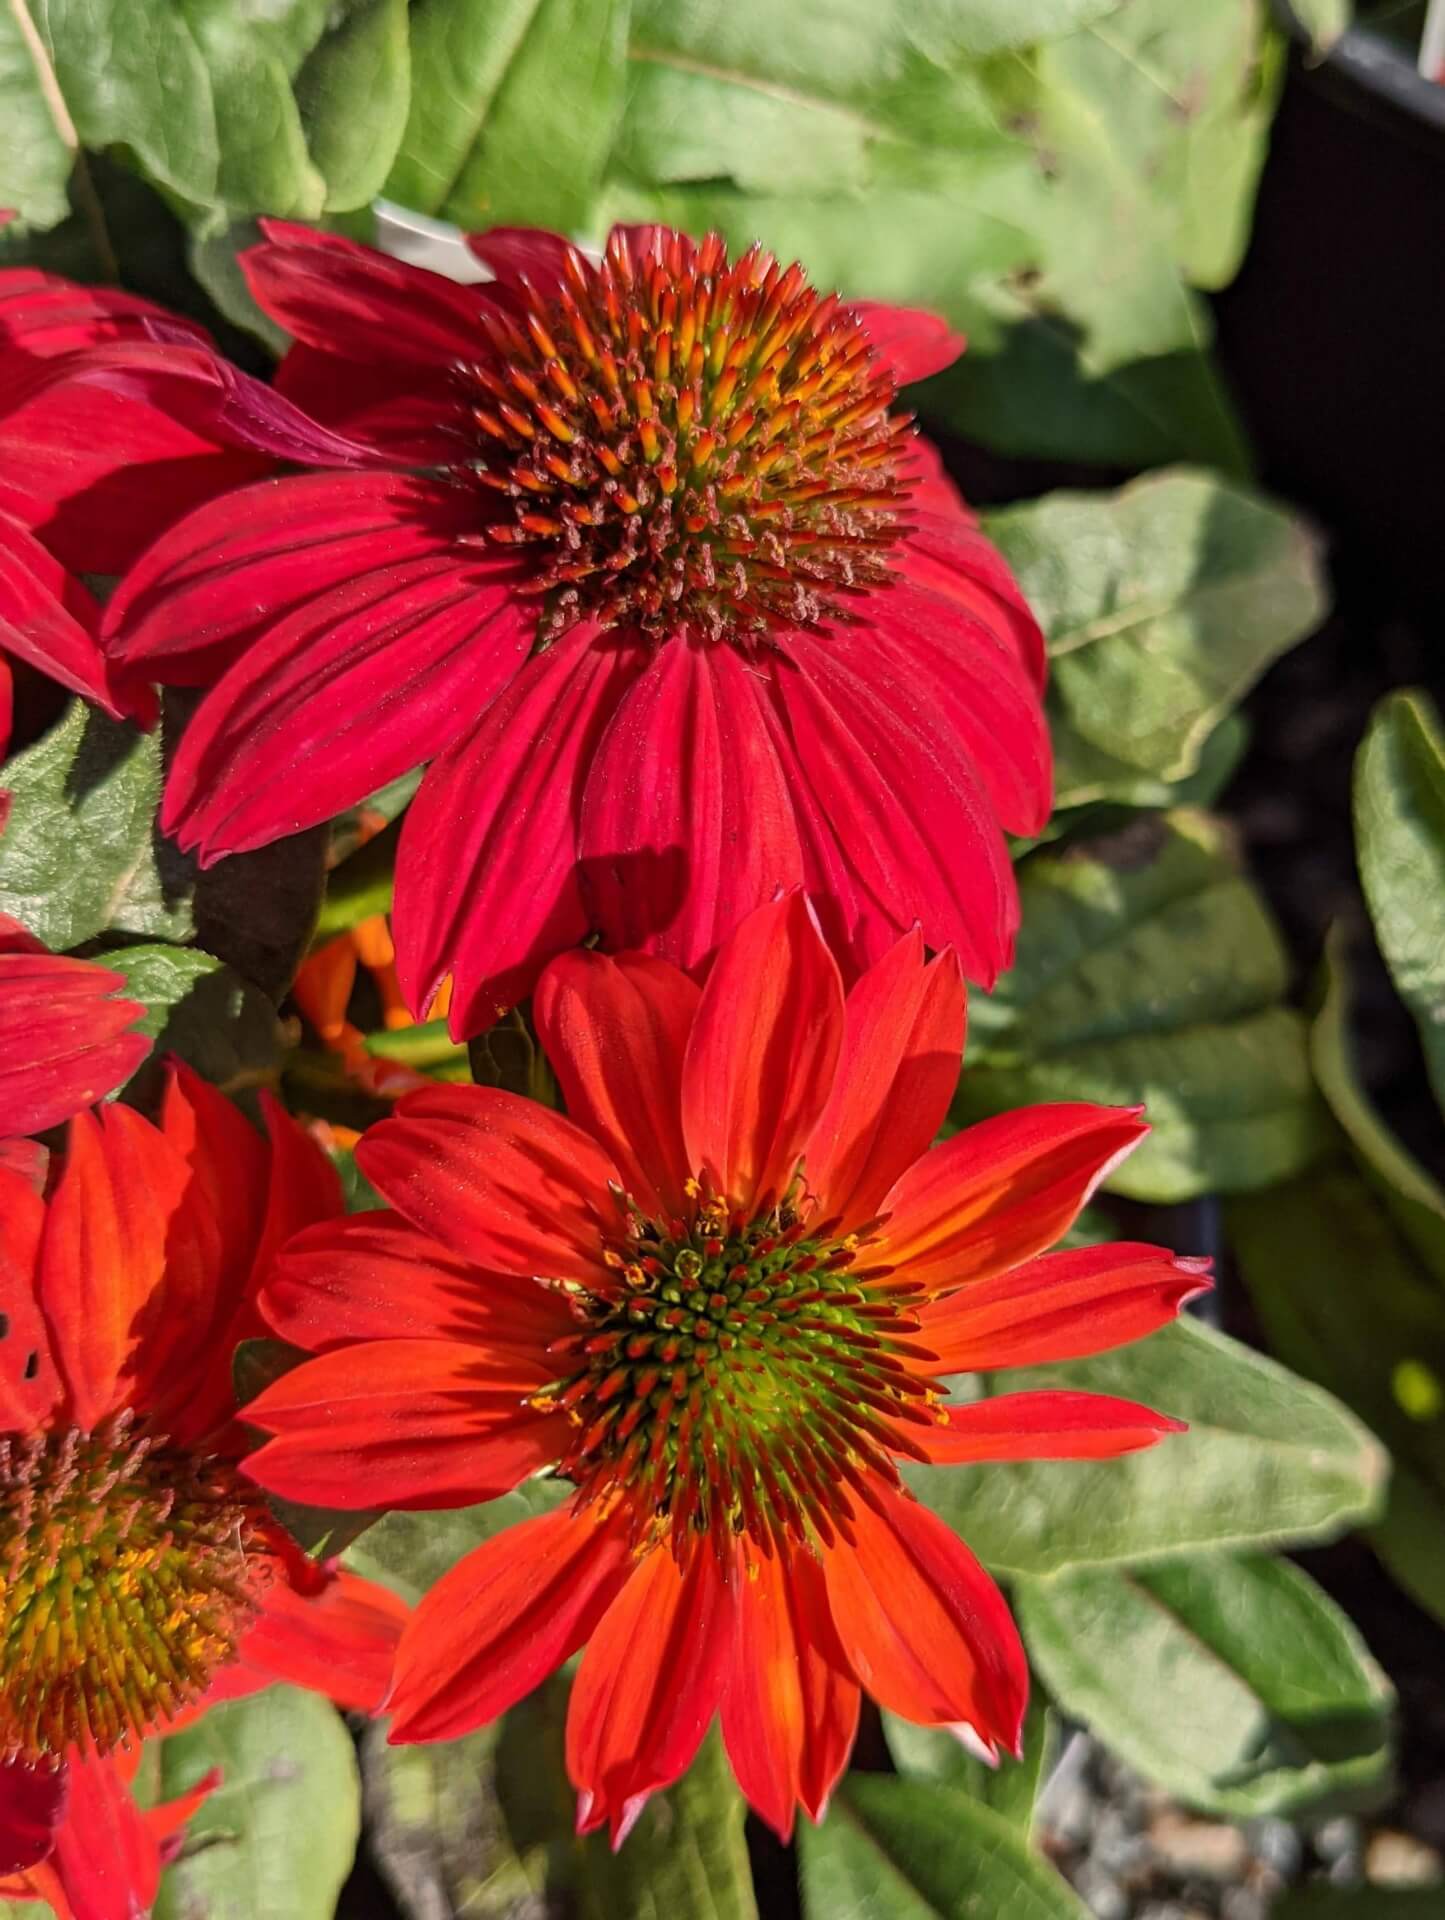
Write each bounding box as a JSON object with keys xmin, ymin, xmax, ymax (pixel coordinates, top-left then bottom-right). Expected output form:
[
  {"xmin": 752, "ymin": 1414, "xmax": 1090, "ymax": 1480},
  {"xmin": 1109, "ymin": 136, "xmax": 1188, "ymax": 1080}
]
[{"xmin": 1213, "ymin": 10, "xmax": 1445, "ymax": 613}]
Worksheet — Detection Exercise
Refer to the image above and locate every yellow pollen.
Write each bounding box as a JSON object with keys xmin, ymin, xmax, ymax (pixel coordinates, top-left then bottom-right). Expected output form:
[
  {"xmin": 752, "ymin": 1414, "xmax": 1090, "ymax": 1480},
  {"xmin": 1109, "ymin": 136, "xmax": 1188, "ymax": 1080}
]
[{"xmin": 0, "ymin": 1413, "xmax": 272, "ymax": 1765}]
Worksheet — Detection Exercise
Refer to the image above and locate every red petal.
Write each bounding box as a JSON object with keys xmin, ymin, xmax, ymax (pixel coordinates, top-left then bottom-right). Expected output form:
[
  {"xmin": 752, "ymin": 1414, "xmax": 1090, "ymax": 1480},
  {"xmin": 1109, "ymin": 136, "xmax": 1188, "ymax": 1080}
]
[
  {"xmin": 0, "ymin": 1165, "xmax": 57, "ymax": 1430},
  {"xmin": 822, "ymin": 1488, "xmax": 1027, "ymax": 1756},
  {"xmin": 807, "ymin": 930, "xmax": 964, "ymax": 1231},
  {"xmin": 38, "ymin": 1106, "xmax": 218, "ymax": 1430},
  {"xmin": 229, "ymin": 1565, "xmax": 409, "ymax": 1713},
  {"xmin": 913, "ymin": 1392, "xmax": 1185, "ymax": 1463},
  {"xmin": 863, "ymin": 579, "xmax": 1052, "ymax": 837},
  {"xmin": 900, "ymin": 467, "xmax": 1047, "ymax": 692},
  {"xmin": 161, "ymin": 551, "xmax": 531, "ymax": 864},
  {"xmin": 262, "ymin": 1209, "xmax": 573, "ymax": 1356},
  {"xmin": 567, "ymin": 1547, "xmax": 734, "ymax": 1847},
  {"xmin": 358, "ymin": 1084, "xmax": 624, "ymax": 1284},
  {"xmin": 465, "ymin": 226, "xmax": 579, "ymax": 293},
  {"xmin": 246, "ymin": 220, "xmax": 493, "ymax": 363},
  {"xmin": 0, "ymin": 1757, "xmax": 68, "ymax": 1876},
  {"xmin": 533, "ymin": 949, "xmax": 699, "ymax": 1221},
  {"xmin": 754, "ymin": 680, "xmax": 908, "ymax": 980},
  {"xmin": 274, "ymin": 343, "xmax": 466, "ymax": 464},
  {"xmin": 776, "ymin": 630, "xmax": 1017, "ymax": 989},
  {"xmin": 243, "ymin": 1338, "xmax": 563, "ymax": 1509},
  {"xmin": 0, "ymin": 267, "xmax": 211, "ymax": 359},
  {"xmin": 579, "ymin": 637, "xmax": 804, "ymax": 971},
  {"xmin": 388, "ymin": 1505, "xmax": 635, "ymax": 1742},
  {"xmin": 876, "ymin": 1104, "xmax": 1149, "ymax": 1297},
  {"xmin": 0, "ymin": 950, "xmax": 148, "ymax": 1137},
  {"xmin": 46, "ymin": 1749, "xmax": 159, "ymax": 1920},
  {"xmin": 392, "ymin": 622, "xmax": 644, "ymax": 1038},
  {"xmin": 851, "ymin": 300, "xmax": 964, "ymax": 384},
  {"xmin": 720, "ymin": 1547, "xmax": 859, "ymax": 1840},
  {"xmin": 681, "ymin": 894, "xmax": 845, "ymax": 1217},
  {"xmin": 917, "ymin": 1242, "xmax": 1212, "ymax": 1372},
  {"xmin": 0, "ymin": 374, "xmax": 266, "ymax": 576},
  {"xmin": 0, "ymin": 509, "xmax": 132, "ymax": 718},
  {"xmin": 105, "ymin": 471, "xmax": 475, "ymax": 689}
]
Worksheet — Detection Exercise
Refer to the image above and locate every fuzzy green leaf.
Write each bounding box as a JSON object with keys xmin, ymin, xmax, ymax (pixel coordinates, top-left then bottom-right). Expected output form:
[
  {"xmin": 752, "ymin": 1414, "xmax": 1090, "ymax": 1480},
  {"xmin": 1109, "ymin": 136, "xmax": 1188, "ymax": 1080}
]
[
  {"xmin": 884, "ymin": 1692, "xmax": 1054, "ymax": 1830},
  {"xmin": 1016, "ymin": 1554, "xmax": 1394, "ymax": 1818},
  {"xmin": 90, "ymin": 942, "xmax": 286, "ymax": 1108},
  {"xmin": 1231, "ymin": 1160, "xmax": 1445, "ymax": 1629},
  {"xmin": 800, "ymin": 1774, "xmax": 1088, "ymax": 1919},
  {"xmin": 985, "ymin": 472, "xmax": 1326, "ymax": 809},
  {"xmin": 910, "ymin": 1317, "xmax": 1386, "ymax": 1576},
  {"xmin": 154, "ymin": 1689, "xmax": 360, "ymax": 1920},
  {"xmin": 387, "ymin": 0, "xmax": 628, "ymax": 230},
  {"xmin": 1354, "ymin": 689, "xmax": 1445, "ymax": 1114},
  {"xmin": 0, "ymin": 704, "xmax": 192, "ymax": 950},
  {"xmin": 958, "ymin": 811, "xmax": 1326, "ymax": 1202}
]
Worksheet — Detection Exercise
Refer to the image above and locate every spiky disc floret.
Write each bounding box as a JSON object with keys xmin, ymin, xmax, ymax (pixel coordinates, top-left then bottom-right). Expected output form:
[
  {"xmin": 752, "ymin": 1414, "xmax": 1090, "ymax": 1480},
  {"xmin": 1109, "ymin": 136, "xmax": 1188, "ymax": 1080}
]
[
  {"xmin": 534, "ymin": 1178, "xmax": 943, "ymax": 1559},
  {"xmin": 456, "ymin": 228, "xmax": 918, "ymax": 644},
  {"xmin": 0, "ymin": 1413, "xmax": 272, "ymax": 1764}
]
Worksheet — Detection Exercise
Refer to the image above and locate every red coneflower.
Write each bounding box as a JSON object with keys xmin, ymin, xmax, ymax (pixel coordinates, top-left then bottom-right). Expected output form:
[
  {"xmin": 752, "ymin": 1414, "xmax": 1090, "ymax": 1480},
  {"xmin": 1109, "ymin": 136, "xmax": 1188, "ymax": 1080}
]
[
  {"xmin": 104, "ymin": 223, "xmax": 1052, "ymax": 1035},
  {"xmin": 243, "ymin": 895, "xmax": 1207, "ymax": 1843},
  {"xmin": 0, "ymin": 1064, "xmax": 409, "ymax": 1909}
]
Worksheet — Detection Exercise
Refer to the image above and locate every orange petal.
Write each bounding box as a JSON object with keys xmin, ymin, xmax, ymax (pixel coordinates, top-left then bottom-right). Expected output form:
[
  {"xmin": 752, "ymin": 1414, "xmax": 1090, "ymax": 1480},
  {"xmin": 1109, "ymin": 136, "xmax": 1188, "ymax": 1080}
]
[
  {"xmin": 567, "ymin": 1546, "xmax": 734, "ymax": 1846},
  {"xmin": 38, "ymin": 1106, "xmax": 216, "ymax": 1430},
  {"xmin": 534, "ymin": 948, "xmax": 699, "ymax": 1220},
  {"xmin": 875, "ymin": 1103, "xmax": 1148, "ymax": 1296},
  {"xmin": 680, "ymin": 894, "xmax": 844, "ymax": 1216},
  {"xmin": 720, "ymin": 1547, "xmax": 859, "ymax": 1839},
  {"xmin": 807, "ymin": 929, "xmax": 964, "ymax": 1230},
  {"xmin": 358, "ymin": 1085, "xmax": 624, "ymax": 1284},
  {"xmin": 916, "ymin": 1241, "xmax": 1211, "ymax": 1371},
  {"xmin": 243, "ymin": 1339, "xmax": 563, "ymax": 1509},
  {"xmin": 822, "ymin": 1487, "xmax": 1027, "ymax": 1758},
  {"xmin": 388, "ymin": 1505, "xmax": 634, "ymax": 1742},
  {"xmin": 911, "ymin": 1391, "xmax": 1185, "ymax": 1464}
]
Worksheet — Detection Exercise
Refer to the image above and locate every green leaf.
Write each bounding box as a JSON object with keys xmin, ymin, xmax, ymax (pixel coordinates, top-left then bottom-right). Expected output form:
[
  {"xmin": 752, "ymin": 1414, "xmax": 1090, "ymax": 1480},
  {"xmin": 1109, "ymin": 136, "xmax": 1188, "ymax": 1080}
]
[
  {"xmin": 346, "ymin": 1478, "xmax": 567, "ymax": 1604},
  {"xmin": 188, "ymin": 217, "xmax": 293, "ymax": 352},
  {"xmin": 155, "ymin": 1689, "xmax": 360, "ymax": 1920},
  {"xmin": 364, "ymin": 1719, "xmax": 552, "ymax": 1920},
  {"xmin": 177, "ymin": 0, "xmax": 328, "ymax": 217},
  {"xmin": 0, "ymin": 0, "xmax": 74, "ymax": 227},
  {"xmin": 619, "ymin": 0, "xmax": 1006, "ymax": 198},
  {"xmin": 1230, "ymin": 1161, "xmax": 1445, "ymax": 1628},
  {"xmin": 0, "ymin": 703, "xmax": 192, "ymax": 950},
  {"xmin": 799, "ymin": 1773, "xmax": 1088, "ymax": 1920},
  {"xmin": 957, "ymin": 812, "xmax": 1326, "ymax": 1202},
  {"xmin": 909, "ymin": 1317, "xmax": 1387, "ymax": 1576},
  {"xmin": 884, "ymin": 1692, "xmax": 1054, "ymax": 1830},
  {"xmin": 1016, "ymin": 1554, "xmax": 1394, "ymax": 1818},
  {"xmin": 20, "ymin": 0, "xmax": 221, "ymax": 212},
  {"xmin": 578, "ymin": 1730, "xmax": 758, "ymax": 1920},
  {"xmin": 1354, "ymin": 689, "xmax": 1445, "ymax": 1113},
  {"xmin": 91, "ymin": 942, "xmax": 286, "ymax": 1107},
  {"xmin": 1030, "ymin": 0, "xmax": 1283, "ymax": 289},
  {"xmin": 984, "ymin": 472, "xmax": 1326, "ymax": 808},
  {"xmin": 294, "ymin": 0, "xmax": 411, "ymax": 211},
  {"xmin": 1310, "ymin": 928, "xmax": 1445, "ymax": 1293},
  {"xmin": 388, "ymin": 0, "xmax": 628, "ymax": 230}
]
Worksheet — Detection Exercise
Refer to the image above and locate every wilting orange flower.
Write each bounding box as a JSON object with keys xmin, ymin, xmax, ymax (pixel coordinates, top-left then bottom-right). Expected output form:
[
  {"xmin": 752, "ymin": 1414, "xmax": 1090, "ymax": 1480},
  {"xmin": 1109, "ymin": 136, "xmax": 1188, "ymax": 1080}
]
[
  {"xmin": 0, "ymin": 1065, "xmax": 408, "ymax": 1915},
  {"xmin": 245, "ymin": 895, "xmax": 1208, "ymax": 1843}
]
